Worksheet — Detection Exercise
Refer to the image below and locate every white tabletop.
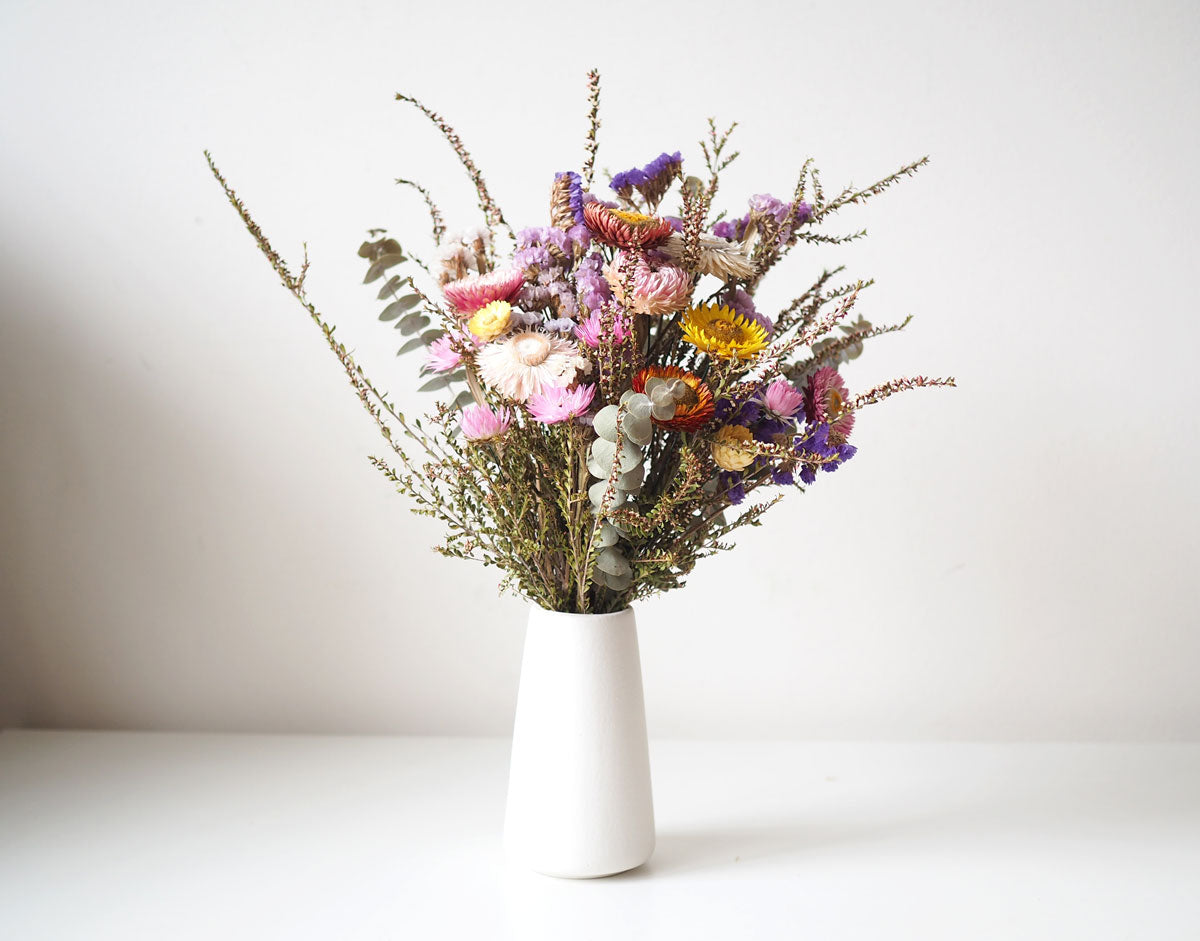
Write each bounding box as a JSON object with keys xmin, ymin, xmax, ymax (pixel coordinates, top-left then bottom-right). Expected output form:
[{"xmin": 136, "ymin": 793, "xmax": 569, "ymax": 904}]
[{"xmin": 1, "ymin": 731, "xmax": 1197, "ymax": 939}]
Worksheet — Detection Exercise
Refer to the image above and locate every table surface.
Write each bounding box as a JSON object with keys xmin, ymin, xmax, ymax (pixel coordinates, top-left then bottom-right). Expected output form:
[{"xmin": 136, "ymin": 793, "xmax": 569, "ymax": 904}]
[{"xmin": 1, "ymin": 731, "xmax": 1198, "ymax": 940}]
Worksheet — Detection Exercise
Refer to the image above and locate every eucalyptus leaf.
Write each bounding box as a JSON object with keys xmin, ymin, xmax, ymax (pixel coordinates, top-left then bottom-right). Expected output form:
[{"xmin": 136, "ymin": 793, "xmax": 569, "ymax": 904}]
[
  {"xmin": 380, "ymin": 295, "xmax": 421, "ymax": 321},
  {"xmin": 594, "ymin": 522, "xmax": 621, "ymax": 548},
  {"xmin": 419, "ymin": 375, "xmax": 452, "ymax": 392},
  {"xmin": 397, "ymin": 336, "xmax": 426, "ymax": 356},
  {"xmin": 452, "ymin": 390, "xmax": 474, "ymax": 409},
  {"xmin": 596, "ymin": 546, "xmax": 632, "ymax": 578},
  {"xmin": 418, "ymin": 328, "xmax": 442, "ymax": 345},
  {"xmin": 398, "ymin": 313, "xmax": 431, "ymax": 336},
  {"xmin": 376, "ymin": 275, "xmax": 405, "ymax": 300},
  {"xmin": 593, "ymin": 404, "xmax": 620, "ymax": 442},
  {"xmin": 364, "ymin": 253, "xmax": 407, "ymax": 284},
  {"xmin": 617, "ymin": 463, "xmax": 645, "ymax": 492}
]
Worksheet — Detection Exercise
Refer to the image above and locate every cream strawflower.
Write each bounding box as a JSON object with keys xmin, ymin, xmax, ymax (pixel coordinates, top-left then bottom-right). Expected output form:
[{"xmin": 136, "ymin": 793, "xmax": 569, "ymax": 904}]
[
  {"xmin": 711, "ymin": 424, "xmax": 756, "ymax": 471},
  {"xmin": 661, "ymin": 233, "xmax": 756, "ymax": 282},
  {"xmin": 468, "ymin": 300, "xmax": 513, "ymax": 340},
  {"xmin": 477, "ymin": 330, "xmax": 589, "ymax": 403}
]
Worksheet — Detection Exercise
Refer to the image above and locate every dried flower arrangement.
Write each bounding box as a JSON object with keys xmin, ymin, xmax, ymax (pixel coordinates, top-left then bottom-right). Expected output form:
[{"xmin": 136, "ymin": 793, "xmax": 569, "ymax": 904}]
[{"xmin": 207, "ymin": 70, "xmax": 954, "ymax": 614}]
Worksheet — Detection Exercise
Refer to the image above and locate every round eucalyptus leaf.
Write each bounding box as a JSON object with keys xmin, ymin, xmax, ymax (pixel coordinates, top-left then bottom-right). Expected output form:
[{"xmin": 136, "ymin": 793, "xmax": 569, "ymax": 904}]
[
  {"xmin": 594, "ymin": 522, "xmax": 621, "ymax": 548},
  {"xmin": 596, "ymin": 546, "xmax": 632, "ymax": 578},
  {"xmin": 593, "ymin": 404, "xmax": 620, "ymax": 442},
  {"xmin": 617, "ymin": 463, "xmax": 645, "ymax": 492}
]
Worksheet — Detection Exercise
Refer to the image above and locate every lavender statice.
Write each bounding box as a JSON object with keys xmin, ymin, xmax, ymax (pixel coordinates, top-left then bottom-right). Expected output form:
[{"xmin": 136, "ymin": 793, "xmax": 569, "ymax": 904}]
[
  {"xmin": 610, "ymin": 151, "xmax": 682, "ymax": 210},
  {"xmin": 574, "ymin": 251, "xmax": 611, "ymax": 315},
  {"xmin": 712, "ymin": 193, "xmax": 813, "ymax": 246}
]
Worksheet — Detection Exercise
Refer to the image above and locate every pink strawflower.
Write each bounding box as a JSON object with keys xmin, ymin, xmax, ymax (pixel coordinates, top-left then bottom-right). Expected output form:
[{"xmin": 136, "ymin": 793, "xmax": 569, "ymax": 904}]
[
  {"xmin": 442, "ymin": 267, "xmax": 525, "ymax": 315},
  {"xmin": 459, "ymin": 403, "xmax": 513, "ymax": 442},
  {"xmin": 760, "ymin": 378, "xmax": 805, "ymax": 419},
  {"xmin": 604, "ymin": 251, "xmax": 692, "ymax": 316},
  {"xmin": 804, "ymin": 367, "xmax": 855, "ymax": 441},
  {"xmin": 574, "ymin": 310, "xmax": 631, "ymax": 348},
  {"xmin": 424, "ymin": 330, "xmax": 481, "ymax": 374},
  {"xmin": 526, "ymin": 383, "xmax": 597, "ymax": 425}
]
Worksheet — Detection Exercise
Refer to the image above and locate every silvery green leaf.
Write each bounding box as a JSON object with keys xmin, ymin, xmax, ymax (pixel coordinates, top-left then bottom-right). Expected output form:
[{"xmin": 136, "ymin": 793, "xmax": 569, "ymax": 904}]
[
  {"xmin": 598, "ymin": 567, "xmax": 633, "ymax": 590},
  {"xmin": 621, "ymin": 413, "xmax": 653, "ymax": 447},
  {"xmin": 593, "ymin": 404, "xmax": 620, "ymax": 442},
  {"xmin": 615, "ymin": 439, "xmax": 643, "ymax": 473},
  {"xmin": 398, "ymin": 313, "xmax": 431, "ymax": 336},
  {"xmin": 665, "ymin": 378, "xmax": 687, "ymax": 398},
  {"xmin": 626, "ymin": 400, "xmax": 652, "ymax": 425},
  {"xmin": 619, "ymin": 389, "xmax": 639, "ymax": 406},
  {"xmin": 419, "ymin": 375, "xmax": 451, "ymax": 392},
  {"xmin": 364, "ymin": 253, "xmax": 407, "ymax": 284},
  {"xmin": 452, "ymin": 390, "xmax": 474, "ymax": 410},
  {"xmin": 376, "ymin": 274, "xmax": 405, "ymax": 300},
  {"xmin": 591, "ymin": 437, "xmax": 616, "ymax": 467},
  {"xmin": 594, "ymin": 522, "xmax": 621, "ymax": 548},
  {"xmin": 643, "ymin": 377, "xmax": 667, "ymax": 398},
  {"xmin": 607, "ymin": 517, "xmax": 630, "ymax": 536},
  {"xmin": 596, "ymin": 546, "xmax": 631, "ymax": 577},
  {"xmin": 588, "ymin": 479, "xmax": 627, "ymax": 510},
  {"xmin": 397, "ymin": 336, "xmax": 425, "ymax": 356},
  {"xmin": 587, "ymin": 451, "xmax": 609, "ymax": 479},
  {"xmin": 419, "ymin": 328, "xmax": 441, "ymax": 345},
  {"xmin": 380, "ymin": 295, "xmax": 421, "ymax": 321},
  {"xmin": 651, "ymin": 399, "xmax": 676, "ymax": 421},
  {"xmin": 617, "ymin": 463, "xmax": 644, "ymax": 491}
]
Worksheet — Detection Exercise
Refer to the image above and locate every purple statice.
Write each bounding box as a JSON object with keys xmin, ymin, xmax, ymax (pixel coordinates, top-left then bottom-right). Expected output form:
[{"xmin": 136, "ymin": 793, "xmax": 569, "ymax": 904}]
[
  {"xmin": 718, "ymin": 470, "xmax": 747, "ymax": 506},
  {"xmin": 544, "ymin": 317, "xmax": 576, "ymax": 333},
  {"xmin": 610, "ymin": 151, "xmax": 683, "ymax": 209},
  {"xmin": 711, "ymin": 194, "xmax": 814, "ymax": 246},
  {"xmin": 513, "ymin": 227, "xmax": 586, "ymax": 322},
  {"xmin": 711, "ymin": 218, "xmax": 741, "ymax": 241},
  {"xmin": 726, "ymin": 288, "xmax": 774, "ymax": 336},
  {"xmin": 554, "ymin": 171, "xmax": 586, "ymax": 225},
  {"xmin": 794, "ymin": 422, "xmax": 857, "ymax": 483},
  {"xmin": 574, "ymin": 251, "xmax": 611, "ymax": 314}
]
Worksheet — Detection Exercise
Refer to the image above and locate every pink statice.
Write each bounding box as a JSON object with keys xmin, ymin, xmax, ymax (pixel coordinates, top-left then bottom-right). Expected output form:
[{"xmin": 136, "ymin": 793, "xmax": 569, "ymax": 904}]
[
  {"xmin": 759, "ymin": 378, "xmax": 805, "ymax": 420},
  {"xmin": 424, "ymin": 331, "xmax": 480, "ymax": 374},
  {"xmin": 526, "ymin": 383, "xmax": 597, "ymax": 425},
  {"xmin": 459, "ymin": 403, "xmax": 513, "ymax": 442},
  {"xmin": 442, "ymin": 267, "xmax": 525, "ymax": 315},
  {"xmin": 574, "ymin": 310, "xmax": 631, "ymax": 348}
]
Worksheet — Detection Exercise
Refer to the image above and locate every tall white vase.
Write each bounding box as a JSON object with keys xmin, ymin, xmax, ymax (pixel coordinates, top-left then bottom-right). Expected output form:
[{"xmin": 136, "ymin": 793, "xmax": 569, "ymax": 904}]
[{"xmin": 504, "ymin": 606, "xmax": 655, "ymax": 878}]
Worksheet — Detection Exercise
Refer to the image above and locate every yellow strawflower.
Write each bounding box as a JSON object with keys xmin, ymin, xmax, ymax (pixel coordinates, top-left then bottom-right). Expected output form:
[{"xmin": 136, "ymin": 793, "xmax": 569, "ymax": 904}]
[
  {"xmin": 468, "ymin": 300, "xmax": 513, "ymax": 341},
  {"xmin": 681, "ymin": 303, "xmax": 768, "ymax": 360},
  {"xmin": 712, "ymin": 425, "xmax": 756, "ymax": 471}
]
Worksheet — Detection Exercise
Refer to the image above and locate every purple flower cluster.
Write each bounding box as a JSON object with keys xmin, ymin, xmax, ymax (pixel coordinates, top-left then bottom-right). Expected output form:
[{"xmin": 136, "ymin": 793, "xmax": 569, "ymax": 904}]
[
  {"xmin": 554, "ymin": 171, "xmax": 586, "ymax": 225},
  {"xmin": 610, "ymin": 151, "xmax": 683, "ymax": 208},
  {"xmin": 713, "ymin": 376, "xmax": 856, "ymax": 504},
  {"xmin": 574, "ymin": 251, "xmax": 611, "ymax": 314},
  {"xmin": 514, "ymin": 227, "xmax": 589, "ymax": 320},
  {"xmin": 725, "ymin": 287, "xmax": 774, "ymax": 336},
  {"xmin": 711, "ymin": 193, "xmax": 813, "ymax": 245}
]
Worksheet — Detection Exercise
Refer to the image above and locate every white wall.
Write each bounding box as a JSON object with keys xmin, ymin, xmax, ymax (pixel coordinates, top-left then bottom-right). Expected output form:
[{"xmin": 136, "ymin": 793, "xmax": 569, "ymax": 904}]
[{"xmin": 1, "ymin": 0, "xmax": 1196, "ymax": 740}]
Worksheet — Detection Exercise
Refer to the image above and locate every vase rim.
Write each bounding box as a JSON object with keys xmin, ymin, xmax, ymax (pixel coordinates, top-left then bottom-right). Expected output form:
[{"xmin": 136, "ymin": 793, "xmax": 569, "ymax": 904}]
[{"xmin": 530, "ymin": 605, "xmax": 634, "ymax": 622}]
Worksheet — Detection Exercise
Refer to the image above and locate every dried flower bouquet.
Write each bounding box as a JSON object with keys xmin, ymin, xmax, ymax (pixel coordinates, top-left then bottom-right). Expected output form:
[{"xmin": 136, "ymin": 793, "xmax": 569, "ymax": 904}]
[{"xmin": 207, "ymin": 71, "xmax": 953, "ymax": 614}]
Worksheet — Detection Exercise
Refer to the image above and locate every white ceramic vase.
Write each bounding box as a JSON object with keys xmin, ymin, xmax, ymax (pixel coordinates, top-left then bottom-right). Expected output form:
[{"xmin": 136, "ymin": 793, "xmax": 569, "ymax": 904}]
[{"xmin": 504, "ymin": 606, "xmax": 655, "ymax": 878}]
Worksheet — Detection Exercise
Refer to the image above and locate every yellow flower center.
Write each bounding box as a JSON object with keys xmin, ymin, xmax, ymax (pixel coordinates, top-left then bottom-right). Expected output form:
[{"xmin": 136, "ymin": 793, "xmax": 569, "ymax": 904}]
[
  {"xmin": 609, "ymin": 209, "xmax": 657, "ymax": 227},
  {"xmin": 707, "ymin": 319, "xmax": 741, "ymax": 342},
  {"xmin": 827, "ymin": 389, "xmax": 845, "ymax": 416}
]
